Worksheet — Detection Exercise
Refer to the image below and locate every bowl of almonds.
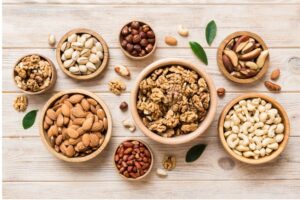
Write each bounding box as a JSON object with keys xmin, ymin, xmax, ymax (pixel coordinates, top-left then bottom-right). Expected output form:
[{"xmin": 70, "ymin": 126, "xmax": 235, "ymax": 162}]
[
  {"xmin": 39, "ymin": 89, "xmax": 112, "ymax": 162},
  {"xmin": 218, "ymin": 93, "xmax": 290, "ymax": 164},
  {"xmin": 217, "ymin": 31, "xmax": 269, "ymax": 84},
  {"xmin": 56, "ymin": 28, "xmax": 109, "ymax": 80}
]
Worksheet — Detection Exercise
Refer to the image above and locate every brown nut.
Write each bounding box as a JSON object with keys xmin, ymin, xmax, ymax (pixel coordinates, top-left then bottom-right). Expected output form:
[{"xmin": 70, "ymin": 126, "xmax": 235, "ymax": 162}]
[
  {"xmin": 233, "ymin": 35, "xmax": 250, "ymax": 51},
  {"xmin": 121, "ymin": 26, "xmax": 129, "ymax": 36},
  {"xmin": 132, "ymin": 34, "xmax": 141, "ymax": 44},
  {"xmin": 165, "ymin": 36, "xmax": 177, "ymax": 46},
  {"xmin": 270, "ymin": 68, "xmax": 280, "ymax": 80},
  {"xmin": 239, "ymin": 48, "xmax": 262, "ymax": 61},
  {"xmin": 222, "ymin": 54, "xmax": 234, "ymax": 73},
  {"xmin": 217, "ymin": 88, "xmax": 226, "ymax": 97},
  {"xmin": 119, "ymin": 101, "xmax": 128, "ymax": 111},
  {"xmin": 264, "ymin": 81, "xmax": 281, "ymax": 92}
]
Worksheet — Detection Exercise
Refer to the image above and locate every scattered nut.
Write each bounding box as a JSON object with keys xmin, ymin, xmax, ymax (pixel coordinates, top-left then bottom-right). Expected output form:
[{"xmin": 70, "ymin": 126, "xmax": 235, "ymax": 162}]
[
  {"xmin": 48, "ymin": 34, "xmax": 56, "ymax": 46},
  {"xmin": 13, "ymin": 95, "xmax": 28, "ymax": 112},
  {"xmin": 165, "ymin": 36, "xmax": 177, "ymax": 46},
  {"xmin": 163, "ymin": 155, "xmax": 176, "ymax": 171},
  {"xmin": 119, "ymin": 101, "xmax": 128, "ymax": 111},
  {"xmin": 114, "ymin": 65, "xmax": 130, "ymax": 78},
  {"xmin": 217, "ymin": 88, "xmax": 226, "ymax": 97},
  {"xmin": 109, "ymin": 79, "xmax": 126, "ymax": 95},
  {"xmin": 122, "ymin": 119, "xmax": 136, "ymax": 132},
  {"xmin": 156, "ymin": 168, "xmax": 168, "ymax": 177},
  {"xmin": 270, "ymin": 68, "xmax": 280, "ymax": 80},
  {"xmin": 178, "ymin": 25, "xmax": 189, "ymax": 37},
  {"xmin": 115, "ymin": 140, "xmax": 152, "ymax": 179},
  {"xmin": 264, "ymin": 81, "xmax": 281, "ymax": 92}
]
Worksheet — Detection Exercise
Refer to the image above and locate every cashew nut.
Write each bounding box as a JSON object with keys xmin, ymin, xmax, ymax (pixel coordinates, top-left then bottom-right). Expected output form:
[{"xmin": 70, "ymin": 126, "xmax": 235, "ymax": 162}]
[
  {"xmin": 226, "ymin": 134, "xmax": 239, "ymax": 149},
  {"xmin": 177, "ymin": 25, "xmax": 189, "ymax": 37}
]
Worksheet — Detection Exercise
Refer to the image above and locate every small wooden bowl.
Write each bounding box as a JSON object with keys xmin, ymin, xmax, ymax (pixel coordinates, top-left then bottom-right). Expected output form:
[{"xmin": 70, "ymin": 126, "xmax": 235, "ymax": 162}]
[
  {"xmin": 119, "ymin": 20, "xmax": 157, "ymax": 60},
  {"xmin": 13, "ymin": 54, "xmax": 57, "ymax": 94},
  {"xmin": 218, "ymin": 93, "xmax": 290, "ymax": 165},
  {"xmin": 56, "ymin": 28, "xmax": 109, "ymax": 80},
  {"xmin": 113, "ymin": 138, "xmax": 154, "ymax": 181},
  {"xmin": 130, "ymin": 58, "xmax": 218, "ymax": 145},
  {"xmin": 39, "ymin": 89, "xmax": 113, "ymax": 162},
  {"xmin": 217, "ymin": 31, "xmax": 269, "ymax": 84}
]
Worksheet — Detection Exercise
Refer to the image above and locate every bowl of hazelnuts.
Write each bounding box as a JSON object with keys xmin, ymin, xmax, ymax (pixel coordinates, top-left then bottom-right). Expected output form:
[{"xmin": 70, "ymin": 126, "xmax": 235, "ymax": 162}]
[{"xmin": 119, "ymin": 20, "xmax": 156, "ymax": 60}]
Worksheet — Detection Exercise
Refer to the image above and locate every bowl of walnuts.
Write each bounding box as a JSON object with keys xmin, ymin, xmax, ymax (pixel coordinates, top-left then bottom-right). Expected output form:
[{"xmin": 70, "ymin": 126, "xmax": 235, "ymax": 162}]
[{"xmin": 130, "ymin": 58, "xmax": 218, "ymax": 144}]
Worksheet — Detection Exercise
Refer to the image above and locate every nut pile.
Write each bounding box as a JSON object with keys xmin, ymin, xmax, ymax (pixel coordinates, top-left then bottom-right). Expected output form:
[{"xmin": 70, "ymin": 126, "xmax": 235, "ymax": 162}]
[
  {"xmin": 223, "ymin": 98, "xmax": 285, "ymax": 159},
  {"xmin": 115, "ymin": 140, "xmax": 152, "ymax": 179},
  {"xmin": 60, "ymin": 33, "xmax": 104, "ymax": 75},
  {"xmin": 43, "ymin": 94, "xmax": 108, "ymax": 157},
  {"xmin": 222, "ymin": 35, "xmax": 269, "ymax": 79},
  {"xmin": 14, "ymin": 55, "xmax": 53, "ymax": 92},
  {"xmin": 137, "ymin": 65, "xmax": 210, "ymax": 137},
  {"xmin": 120, "ymin": 21, "xmax": 155, "ymax": 57}
]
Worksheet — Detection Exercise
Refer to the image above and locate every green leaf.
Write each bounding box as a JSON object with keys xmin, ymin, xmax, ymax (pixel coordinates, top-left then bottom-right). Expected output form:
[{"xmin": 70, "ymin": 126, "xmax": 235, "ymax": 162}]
[
  {"xmin": 22, "ymin": 110, "xmax": 38, "ymax": 129},
  {"xmin": 186, "ymin": 144, "xmax": 207, "ymax": 163},
  {"xmin": 205, "ymin": 20, "xmax": 217, "ymax": 46},
  {"xmin": 189, "ymin": 41, "xmax": 208, "ymax": 65}
]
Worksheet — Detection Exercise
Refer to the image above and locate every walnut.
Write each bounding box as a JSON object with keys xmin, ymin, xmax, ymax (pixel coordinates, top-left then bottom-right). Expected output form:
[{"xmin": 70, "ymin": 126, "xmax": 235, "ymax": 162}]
[
  {"xmin": 136, "ymin": 65, "xmax": 210, "ymax": 137},
  {"xmin": 13, "ymin": 95, "xmax": 28, "ymax": 112},
  {"xmin": 163, "ymin": 155, "xmax": 176, "ymax": 171},
  {"xmin": 108, "ymin": 79, "xmax": 126, "ymax": 95}
]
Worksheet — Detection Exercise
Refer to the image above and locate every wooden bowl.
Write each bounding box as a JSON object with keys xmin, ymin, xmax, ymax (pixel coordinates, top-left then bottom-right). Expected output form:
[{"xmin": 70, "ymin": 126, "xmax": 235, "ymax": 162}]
[
  {"xmin": 56, "ymin": 28, "xmax": 109, "ymax": 80},
  {"xmin": 218, "ymin": 93, "xmax": 290, "ymax": 165},
  {"xmin": 217, "ymin": 31, "xmax": 269, "ymax": 84},
  {"xmin": 39, "ymin": 89, "xmax": 113, "ymax": 162},
  {"xmin": 113, "ymin": 138, "xmax": 154, "ymax": 181},
  {"xmin": 119, "ymin": 20, "xmax": 157, "ymax": 60},
  {"xmin": 130, "ymin": 58, "xmax": 218, "ymax": 145},
  {"xmin": 13, "ymin": 54, "xmax": 57, "ymax": 94}
]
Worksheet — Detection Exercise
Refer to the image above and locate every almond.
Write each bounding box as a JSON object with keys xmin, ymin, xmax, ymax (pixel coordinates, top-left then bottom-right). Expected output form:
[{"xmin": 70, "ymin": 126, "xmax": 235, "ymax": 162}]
[
  {"xmin": 69, "ymin": 94, "xmax": 84, "ymax": 104},
  {"xmin": 82, "ymin": 117, "xmax": 94, "ymax": 131},
  {"xmin": 96, "ymin": 109, "xmax": 106, "ymax": 120},
  {"xmin": 72, "ymin": 118, "xmax": 85, "ymax": 125},
  {"xmin": 46, "ymin": 109, "xmax": 57, "ymax": 120},
  {"xmin": 67, "ymin": 128, "xmax": 79, "ymax": 139},
  {"xmin": 65, "ymin": 145, "xmax": 75, "ymax": 157},
  {"xmin": 91, "ymin": 121, "xmax": 103, "ymax": 132},
  {"xmin": 61, "ymin": 104, "xmax": 70, "ymax": 117},
  {"xmin": 45, "ymin": 116, "xmax": 53, "ymax": 125},
  {"xmin": 89, "ymin": 134, "xmax": 100, "ymax": 147},
  {"xmin": 48, "ymin": 125, "xmax": 58, "ymax": 137},
  {"xmin": 82, "ymin": 134, "xmax": 90, "ymax": 147},
  {"xmin": 87, "ymin": 98, "xmax": 98, "ymax": 106},
  {"xmin": 56, "ymin": 114, "xmax": 64, "ymax": 127},
  {"xmin": 264, "ymin": 81, "xmax": 281, "ymax": 92},
  {"xmin": 270, "ymin": 68, "xmax": 280, "ymax": 80},
  {"xmin": 81, "ymin": 99, "xmax": 90, "ymax": 111},
  {"xmin": 165, "ymin": 36, "xmax": 177, "ymax": 46},
  {"xmin": 72, "ymin": 107, "xmax": 87, "ymax": 118}
]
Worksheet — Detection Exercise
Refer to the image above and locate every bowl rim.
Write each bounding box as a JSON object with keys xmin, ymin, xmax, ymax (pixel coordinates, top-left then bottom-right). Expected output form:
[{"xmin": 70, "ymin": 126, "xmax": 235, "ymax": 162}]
[
  {"xmin": 13, "ymin": 53, "xmax": 57, "ymax": 94},
  {"xmin": 39, "ymin": 89, "xmax": 113, "ymax": 162},
  {"xmin": 56, "ymin": 28, "xmax": 109, "ymax": 80},
  {"xmin": 113, "ymin": 138, "xmax": 154, "ymax": 181},
  {"xmin": 218, "ymin": 93, "xmax": 290, "ymax": 165},
  {"xmin": 119, "ymin": 20, "xmax": 157, "ymax": 60},
  {"xmin": 130, "ymin": 58, "xmax": 218, "ymax": 145},
  {"xmin": 217, "ymin": 31, "xmax": 269, "ymax": 84}
]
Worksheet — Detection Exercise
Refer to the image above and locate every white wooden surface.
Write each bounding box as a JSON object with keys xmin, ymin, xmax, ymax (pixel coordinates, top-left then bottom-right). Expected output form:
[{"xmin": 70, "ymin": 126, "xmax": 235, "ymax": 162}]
[{"xmin": 3, "ymin": 0, "xmax": 300, "ymax": 199}]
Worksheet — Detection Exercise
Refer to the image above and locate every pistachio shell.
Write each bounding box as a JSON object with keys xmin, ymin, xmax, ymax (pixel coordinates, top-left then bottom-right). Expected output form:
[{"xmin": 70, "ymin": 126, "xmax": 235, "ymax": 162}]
[
  {"xmin": 86, "ymin": 62, "xmax": 97, "ymax": 72},
  {"xmin": 63, "ymin": 59, "xmax": 75, "ymax": 68},
  {"xmin": 69, "ymin": 66, "xmax": 80, "ymax": 74},
  {"xmin": 72, "ymin": 51, "xmax": 80, "ymax": 61},
  {"xmin": 64, "ymin": 48, "xmax": 74, "ymax": 59},
  {"xmin": 85, "ymin": 38, "xmax": 94, "ymax": 49},
  {"xmin": 89, "ymin": 54, "xmax": 100, "ymax": 64},
  {"xmin": 79, "ymin": 65, "xmax": 87, "ymax": 73},
  {"xmin": 68, "ymin": 33, "xmax": 77, "ymax": 43},
  {"xmin": 95, "ymin": 42, "xmax": 103, "ymax": 52},
  {"xmin": 77, "ymin": 57, "xmax": 88, "ymax": 65}
]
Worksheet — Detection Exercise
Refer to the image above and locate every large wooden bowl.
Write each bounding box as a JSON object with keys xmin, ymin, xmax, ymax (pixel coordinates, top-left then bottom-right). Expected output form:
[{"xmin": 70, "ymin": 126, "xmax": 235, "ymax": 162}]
[
  {"xmin": 39, "ymin": 89, "xmax": 113, "ymax": 162},
  {"xmin": 217, "ymin": 31, "xmax": 269, "ymax": 84},
  {"xmin": 218, "ymin": 93, "xmax": 290, "ymax": 165},
  {"xmin": 130, "ymin": 58, "xmax": 218, "ymax": 145},
  {"xmin": 56, "ymin": 28, "xmax": 109, "ymax": 80},
  {"xmin": 113, "ymin": 138, "xmax": 154, "ymax": 181},
  {"xmin": 13, "ymin": 54, "xmax": 57, "ymax": 94}
]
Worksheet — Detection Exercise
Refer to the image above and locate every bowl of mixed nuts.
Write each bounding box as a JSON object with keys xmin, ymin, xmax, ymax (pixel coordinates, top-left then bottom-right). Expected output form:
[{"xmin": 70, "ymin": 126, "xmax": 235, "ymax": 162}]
[
  {"xmin": 119, "ymin": 20, "xmax": 156, "ymax": 60},
  {"xmin": 39, "ymin": 89, "xmax": 112, "ymax": 162},
  {"xmin": 56, "ymin": 28, "xmax": 109, "ymax": 80},
  {"xmin": 13, "ymin": 54, "xmax": 57, "ymax": 94},
  {"xmin": 130, "ymin": 58, "xmax": 218, "ymax": 145},
  {"xmin": 114, "ymin": 139, "xmax": 153, "ymax": 180},
  {"xmin": 217, "ymin": 31, "xmax": 269, "ymax": 84},
  {"xmin": 218, "ymin": 93, "xmax": 290, "ymax": 164}
]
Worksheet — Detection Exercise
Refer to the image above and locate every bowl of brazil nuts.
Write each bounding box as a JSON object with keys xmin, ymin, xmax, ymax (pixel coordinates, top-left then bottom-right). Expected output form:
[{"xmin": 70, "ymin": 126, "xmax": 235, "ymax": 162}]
[
  {"xmin": 13, "ymin": 54, "xmax": 57, "ymax": 94},
  {"xmin": 217, "ymin": 31, "xmax": 269, "ymax": 84},
  {"xmin": 56, "ymin": 28, "xmax": 109, "ymax": 80},
  {"xmin": 119, "ymin": 20, "xmax": 156, "ymax": 60},
  {"xmin": 114, "ymin": 139, "xmax": 153, "ymax": 180},
  {"xmin": 218, "ymin": 93, "xmax": 290, "ymax": 164},
  {"xmin": 131, "ymin": 58, "xmax": 218, "ymax": 145},
  {"xmin": 39, "ymin": 89, "xmax": 112, "ymax": 162}
]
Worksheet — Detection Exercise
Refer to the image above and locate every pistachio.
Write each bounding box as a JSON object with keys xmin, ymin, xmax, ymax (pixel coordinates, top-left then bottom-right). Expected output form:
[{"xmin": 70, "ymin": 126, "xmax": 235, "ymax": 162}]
[{"xmin": 48, "ymin": 34, "xmax": 56, "ymax": 46}]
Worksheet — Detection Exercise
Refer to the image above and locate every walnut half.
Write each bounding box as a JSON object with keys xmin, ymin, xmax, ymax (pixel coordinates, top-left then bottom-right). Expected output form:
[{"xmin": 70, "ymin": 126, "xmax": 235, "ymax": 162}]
[{"xmin": 13, "ymin": 95, "xmax": 28, "ymax": 112}]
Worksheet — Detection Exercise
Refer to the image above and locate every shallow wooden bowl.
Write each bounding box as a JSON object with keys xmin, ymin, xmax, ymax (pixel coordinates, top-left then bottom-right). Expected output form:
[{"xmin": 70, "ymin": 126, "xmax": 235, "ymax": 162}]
[
  {"xmin": 13, "ymin": 54, "xmax": 57, "ymax": 94},
  {"xmin": 113, "ymin": 138, "xmax": 154, "ymax": 181},
  {"xmin": 56, "ymin": 28, "xmax": 109, "ymax": 80},
  {"xmin": 218, "ymin": 93, "xmax": 290, "ymax": 165},
  {"xmin": 217, "ymin": 31, "xmax": 269, "ymax": 84},
  {"xmin": 39, "ymin": 89, "xmax": 113, "ymax": 162},
  {"xmin": 119, "ymin": 20, "xmax": 157, "ymax": 60},
  {"xmin": 130, "ymin": 58, "xmax": 218, "ymax": 145}
]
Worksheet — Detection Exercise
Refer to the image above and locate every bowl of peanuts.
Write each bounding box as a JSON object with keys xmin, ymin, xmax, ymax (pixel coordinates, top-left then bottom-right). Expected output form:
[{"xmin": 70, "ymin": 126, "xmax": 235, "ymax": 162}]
[
  {"xmin": 39, "ymin": 89, "xmax": 112, "ymax": 162},
  {"xmin": 218, "ymin": 93, "xmax": 290, "ymax": 164}
]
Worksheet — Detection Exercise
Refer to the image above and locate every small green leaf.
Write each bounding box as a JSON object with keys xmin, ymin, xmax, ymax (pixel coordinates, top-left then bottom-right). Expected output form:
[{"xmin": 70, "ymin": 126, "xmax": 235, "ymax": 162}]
[
  {"xmin": 189, "ymin": 41, "xmax": 208, "ymax": 65},
  {"xmin": 205, "ymin": 20, "xmax": 217, "ymax": 46},
  {"xmin": 22, "ymin": 110, "xmax": 38, "ymax": 129},
  {"xmin": 186, "ymin": 144, "xmax": 207, "ymax": 163}
]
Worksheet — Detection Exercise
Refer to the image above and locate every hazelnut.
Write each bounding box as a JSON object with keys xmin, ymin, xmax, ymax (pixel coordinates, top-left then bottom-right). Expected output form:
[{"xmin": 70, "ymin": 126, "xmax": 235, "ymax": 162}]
[
  {"xmin": 146, "ymin": 31, "xmax": 155, "ymax": 38},
  {"xmin": 119, "ymin": 101, "xmax": 128, "ymax": 111},
  {"xmin": 140, "ymin": 39, "xmax": 148, "ymax": 47},
  {"xmin": 126, "ymin": 43, "xmax": 134, "ymax": 52},
  {"xmin": 145, "ymin": 44, "xmax": 153, "ymax": 53},
  {"xmin": 121, "ymin": 40, "xmax": 127, "ymax": 48},
  {"xmin": 139, "ymin": 31, "xmax": 146, "ymax": 39},
  {"xmin": 132, "ymin": 34, "xmax": 141, "ymax": 44},
  {"xmin": 133, "ymin": 44, "xmax": 142, "ymax": 52},
  {"xmin": 125, "ymin": 34, "xmax": 133, "ymax": 43},
  {"xmin": 217, "ymin": 88, "xmax": 226, "ymax": 97},
  {"xmin": 142, "ymin": 25, "xmax": 150, "ymax": 33},
  {"xmin": 131, "ymin": 29, "xmax": 139, "ymax": 35},
  {"xmin": 131, "ymin": 50, "xmax": 138, "ymax": 56},
  {"xmin": 148, "ymin": 38, "xmax": 155, "ymax": 44},
  {"xmin": 121, "ymin": 26, "xmax": 129, "ymax": 36},
  {"xmin": 139, "ymin": 50, "xmax": 146, "ymax": 56},
  {"xmin": 131, "ymin": 21, "xmax": 140, "ymax": 29}
]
